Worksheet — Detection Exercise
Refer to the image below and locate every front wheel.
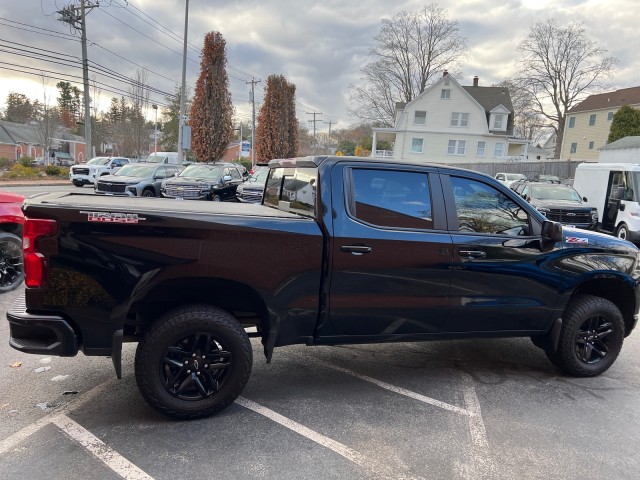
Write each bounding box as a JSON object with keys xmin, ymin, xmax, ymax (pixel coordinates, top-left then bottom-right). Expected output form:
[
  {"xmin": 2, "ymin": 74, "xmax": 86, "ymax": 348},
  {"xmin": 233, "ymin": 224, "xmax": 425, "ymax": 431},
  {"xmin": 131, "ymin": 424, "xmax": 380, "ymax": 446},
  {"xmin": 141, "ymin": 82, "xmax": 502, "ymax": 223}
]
[
  {"xmin": 141, "ymin": 188, "xmax": 155, "ymax": 197},
  {"xmin": 616, "ymin": 223, "xmax": 629, "ymax": 241},
  {"xmin": 546, "ymin": 294, "xmax": 624, "ymax": 376},
  {"xmin": 211, "ymin": 194, "xmax": 221, "ymax": 202},
  {"xmin": 135, "ymin": 304, "xmax": 253, "ymax": 419},
  {"xmin": 72, "ymin": 180, "xmax": 84, "ymax": 187},
  {"xmin": 0, "ymin": 233, "xmax": 24, "ymax": 293}
]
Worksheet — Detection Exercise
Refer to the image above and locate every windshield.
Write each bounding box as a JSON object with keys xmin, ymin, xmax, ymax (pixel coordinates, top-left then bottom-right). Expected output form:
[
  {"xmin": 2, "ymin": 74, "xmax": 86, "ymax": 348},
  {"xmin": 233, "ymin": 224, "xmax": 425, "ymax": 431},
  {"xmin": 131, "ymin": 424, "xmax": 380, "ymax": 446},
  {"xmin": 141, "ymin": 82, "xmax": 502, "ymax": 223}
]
[
  {"xmin": 87, "ymin": 157, "xmax": 110, "ymax": 166},
  {"xmin": 248, "ymin": 169, "xmax": 269, "ymax": 183},
  {"xmin": 531, "ymin": 186, "xmax": 581, "ymax": 202},
  {"xmin": 146, "ymin": 155, "xmax": 165, "ymax": 163},
  {"xmin": 179, "ymin": 164, "xmax": 222, "ymax": 179},
  {"xmin": 507, "ymin": 174, "xmax": 527, "ymax": 181},
  {"xmin": 115, "ymin": 164, "xmax": 156, "ymax": 177}
]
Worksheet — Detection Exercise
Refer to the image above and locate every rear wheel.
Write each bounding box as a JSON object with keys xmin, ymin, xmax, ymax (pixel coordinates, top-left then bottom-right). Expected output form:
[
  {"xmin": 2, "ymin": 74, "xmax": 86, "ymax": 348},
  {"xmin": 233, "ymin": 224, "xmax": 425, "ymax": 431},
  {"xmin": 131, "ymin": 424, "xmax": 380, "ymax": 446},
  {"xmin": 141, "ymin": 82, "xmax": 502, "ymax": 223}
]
[
  {"xmin": 135, "ymin": 304, "xmax": 252, "ymax": 419},
  {"xmin": 546, "ymin": 294, "xmax": 624, "ymax": 376},
  {"xmin": 616, "ymin": 223, "xmax": 629, "ymax": 240},
  {"xmin": 0, "ymin": 233, "xmax": 23, "ymax": 293}
]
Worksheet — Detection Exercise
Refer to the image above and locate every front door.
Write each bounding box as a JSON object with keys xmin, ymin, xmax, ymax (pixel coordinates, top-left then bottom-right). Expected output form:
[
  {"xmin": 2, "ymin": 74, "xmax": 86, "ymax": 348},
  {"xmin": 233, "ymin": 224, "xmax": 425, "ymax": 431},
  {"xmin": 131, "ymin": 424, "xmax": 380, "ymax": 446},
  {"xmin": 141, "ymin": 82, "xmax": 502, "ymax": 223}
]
[
  {"xmin": 443, "ymin": 174, "xmax": 561, "ymax": 333},
  {"xmin": 325, "ymin": 164, "xmax": 452, "ymax": 338},
  {"xmin": 602, "ymin": 171, "xmax": 627, "ymax": 232}
]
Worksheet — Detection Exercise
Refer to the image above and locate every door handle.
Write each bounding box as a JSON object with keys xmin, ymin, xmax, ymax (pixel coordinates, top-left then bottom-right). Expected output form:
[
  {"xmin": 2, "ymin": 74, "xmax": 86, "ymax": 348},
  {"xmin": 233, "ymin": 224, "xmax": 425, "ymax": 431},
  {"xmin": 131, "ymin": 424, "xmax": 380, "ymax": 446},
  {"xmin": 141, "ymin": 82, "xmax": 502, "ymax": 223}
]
[
  {"xmin": 458, "ymin": 249, "xmax": 486, "ymax": 259},
  {"xmin": 340, "ymin": 245, "xmax": 373, "ymax": 255}
]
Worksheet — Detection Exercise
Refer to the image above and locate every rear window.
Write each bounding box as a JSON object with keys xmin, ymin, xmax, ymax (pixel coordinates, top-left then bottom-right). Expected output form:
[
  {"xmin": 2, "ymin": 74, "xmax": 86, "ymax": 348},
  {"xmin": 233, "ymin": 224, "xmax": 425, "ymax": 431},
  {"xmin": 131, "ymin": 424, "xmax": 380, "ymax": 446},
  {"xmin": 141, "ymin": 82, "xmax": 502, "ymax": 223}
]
[{"xmin": 264, "ymin": 167, "xmax": 317, "ymax": 218}]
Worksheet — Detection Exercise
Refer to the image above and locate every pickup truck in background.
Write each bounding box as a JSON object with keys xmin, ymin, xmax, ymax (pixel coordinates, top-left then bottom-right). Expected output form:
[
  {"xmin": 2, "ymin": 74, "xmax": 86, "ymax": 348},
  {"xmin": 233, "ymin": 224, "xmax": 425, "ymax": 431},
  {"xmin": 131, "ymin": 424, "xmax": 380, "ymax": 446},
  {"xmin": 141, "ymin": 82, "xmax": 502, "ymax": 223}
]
[
  {"xmin": 69, "ymin": 156, "xmax": 130, "ymax": 187},
  {"xmin": 7, "ymin": 156, "xmax": 640, "ymax": 419}
]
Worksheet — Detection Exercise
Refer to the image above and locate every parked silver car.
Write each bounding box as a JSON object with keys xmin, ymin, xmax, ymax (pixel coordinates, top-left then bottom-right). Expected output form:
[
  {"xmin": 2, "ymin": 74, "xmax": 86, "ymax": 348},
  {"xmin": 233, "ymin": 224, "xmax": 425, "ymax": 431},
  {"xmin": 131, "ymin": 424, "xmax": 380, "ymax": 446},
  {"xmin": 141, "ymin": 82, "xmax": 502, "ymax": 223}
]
[{"xmin": 94, "ymin": 163, "xmax": 182, "ymax": 197}]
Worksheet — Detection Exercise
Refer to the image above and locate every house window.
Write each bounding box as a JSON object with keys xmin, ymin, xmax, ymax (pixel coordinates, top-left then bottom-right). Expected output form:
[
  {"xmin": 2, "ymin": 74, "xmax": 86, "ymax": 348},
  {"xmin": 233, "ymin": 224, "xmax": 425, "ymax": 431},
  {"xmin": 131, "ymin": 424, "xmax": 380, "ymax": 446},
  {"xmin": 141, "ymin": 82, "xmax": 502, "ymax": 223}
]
[
  {"xmin": 608, "ymin": 112, "xmax": 614, "ymax": 121},
  {"xmin": 570, "ymin": 143, "xmax": 577, "ymax": 154},
  {"xmin": 589, "ymin": 114, "xmax": 596, "ymax": 126},
  {"xmin": 448, "ymin": 140, "xmax": 466, "ymax": 155},
  {"xmin": 451, "ymin": 112, "xmax": 469, "ymax": 127},
  {"xmin": 493, "ymin": 114, "xmax": 505, "ymax": 129},
  {"xmin": 441, "ymin": 89, "xmax": 451, "ymax": 99},
  {"xmin": 411, "ymin": 138, "xmax": 424, "ymax": 153},
  {"xmin": 588, "ymin": 141, "xmax": 594, "ymax": 150},
  {"xmin": 414, "ymin": 111, "xmax": 427, "ymax": 125},
  {"xmin": 476, "ymin": 141, "xmax": 486, "ymax": 157},
  {"xmin": 568, "ymin": 117, "xmax": 576, "ymax": 128},
  {"xmin": 493, "ymin": 143, "xmax": 504, "ymax": 157}
]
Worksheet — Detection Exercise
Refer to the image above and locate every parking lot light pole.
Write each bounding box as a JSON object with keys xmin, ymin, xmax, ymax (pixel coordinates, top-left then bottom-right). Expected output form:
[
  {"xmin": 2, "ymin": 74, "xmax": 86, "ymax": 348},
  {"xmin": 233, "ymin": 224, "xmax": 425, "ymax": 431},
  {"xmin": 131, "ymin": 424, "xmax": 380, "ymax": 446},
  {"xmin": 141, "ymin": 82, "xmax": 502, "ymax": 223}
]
[{"xmin": 152, "ymin": 104, "xmax": 158, "ymax": 153}]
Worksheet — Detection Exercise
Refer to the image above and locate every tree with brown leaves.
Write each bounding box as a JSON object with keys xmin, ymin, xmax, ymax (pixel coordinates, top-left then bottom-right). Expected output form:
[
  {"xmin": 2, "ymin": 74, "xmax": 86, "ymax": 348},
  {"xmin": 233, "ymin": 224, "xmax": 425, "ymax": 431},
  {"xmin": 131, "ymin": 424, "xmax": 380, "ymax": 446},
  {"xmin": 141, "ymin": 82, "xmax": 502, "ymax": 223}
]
[
  {"xmin": 191, "ymin": 32, "xmax": 234, "ymax": 162},
  {"xmin": 256, "ymin": 75, "xmax": 298, "ymax": 162}
]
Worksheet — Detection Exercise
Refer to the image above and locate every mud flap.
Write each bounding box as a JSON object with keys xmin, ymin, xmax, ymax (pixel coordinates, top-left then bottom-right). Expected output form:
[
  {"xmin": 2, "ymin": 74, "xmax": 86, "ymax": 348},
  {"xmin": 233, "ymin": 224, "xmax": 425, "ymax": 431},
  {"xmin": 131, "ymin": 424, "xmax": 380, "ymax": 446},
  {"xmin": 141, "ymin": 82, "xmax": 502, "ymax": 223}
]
[
  {"xmin": 549, "ymin": 318, "xmax": 563, "ymax": 353},
  {"xmin": 111, "ymin": 329, "xmax": 123, "ymax": 379}
]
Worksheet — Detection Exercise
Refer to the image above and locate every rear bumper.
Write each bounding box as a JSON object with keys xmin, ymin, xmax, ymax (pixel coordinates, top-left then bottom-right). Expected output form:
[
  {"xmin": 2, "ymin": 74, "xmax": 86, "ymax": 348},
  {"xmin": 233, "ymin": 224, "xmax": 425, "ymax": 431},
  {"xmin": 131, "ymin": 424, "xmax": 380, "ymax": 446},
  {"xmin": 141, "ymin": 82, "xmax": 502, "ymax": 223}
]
[{"xmin": 6, "ymin": 294, "xmax": 78, "ymax": 356}]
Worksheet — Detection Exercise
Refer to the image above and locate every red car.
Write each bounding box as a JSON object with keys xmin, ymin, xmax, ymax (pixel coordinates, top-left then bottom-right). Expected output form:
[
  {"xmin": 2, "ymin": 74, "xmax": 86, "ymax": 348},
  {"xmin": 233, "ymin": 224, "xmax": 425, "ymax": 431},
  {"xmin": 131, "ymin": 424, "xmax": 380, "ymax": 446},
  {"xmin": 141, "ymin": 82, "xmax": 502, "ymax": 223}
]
[{"xmin": 0, "ymin": 191, "xmax": 25, "ymax": 292}]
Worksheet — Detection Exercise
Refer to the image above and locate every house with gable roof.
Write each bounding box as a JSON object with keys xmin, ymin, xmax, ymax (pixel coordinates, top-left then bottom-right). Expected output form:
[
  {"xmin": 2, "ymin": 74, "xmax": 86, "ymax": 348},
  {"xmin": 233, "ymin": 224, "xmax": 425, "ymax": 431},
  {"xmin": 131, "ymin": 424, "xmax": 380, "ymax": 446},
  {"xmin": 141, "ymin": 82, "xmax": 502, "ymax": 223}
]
[
  {"xmin": 0, "ymin": 120, "xmax": 86, "ymax": 163},
  {"xmin": 560, "ymin": 86, "xmax": 640, "ymax": 161},
  {"xmin": 371, "ymin": 72, "xmax": 528, "ymax": 164}
]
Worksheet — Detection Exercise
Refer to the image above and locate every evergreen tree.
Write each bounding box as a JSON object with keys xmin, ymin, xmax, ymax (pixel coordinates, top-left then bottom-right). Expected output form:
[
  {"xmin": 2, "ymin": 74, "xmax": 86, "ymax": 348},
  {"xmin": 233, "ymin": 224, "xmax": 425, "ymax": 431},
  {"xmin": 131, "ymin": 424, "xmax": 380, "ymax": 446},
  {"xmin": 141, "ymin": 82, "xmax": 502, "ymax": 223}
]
[
  {"xmin": 4, "ymin": 92, "xmax": 34, "ymax": 123},
  {"xmin": 190, "ymin": 32, "xmax": 234, "ymax": 162},
  {"xmin": 255, "ymin": 74, "xmax": 298, "ymax": 162},
  {"xmin": 160, "ymin": 86, "xmax": 190, "ymax": 152},
  {"xmin": 608, "ymin": 106, "xmax": 640, "ymax": 143}
]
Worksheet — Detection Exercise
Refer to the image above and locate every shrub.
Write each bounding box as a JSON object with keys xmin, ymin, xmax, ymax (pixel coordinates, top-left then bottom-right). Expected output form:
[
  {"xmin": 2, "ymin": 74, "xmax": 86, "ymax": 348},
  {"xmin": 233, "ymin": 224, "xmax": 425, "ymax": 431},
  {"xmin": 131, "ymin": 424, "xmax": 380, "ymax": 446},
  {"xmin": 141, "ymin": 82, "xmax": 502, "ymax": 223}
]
[
  {"xmin": 0, "ymin": 158, "xmax": 12, "ymax": 169},
  {"xmin": 5, "ymin": 164, "xmax": 38, "ymax": 179},
  {"xmin": 19, "ymin": 156, "xmax": 34, "ymax": 167},
  {"xmin": 45, "ymin": 165, "xmax": 64, "ymax": 176}
]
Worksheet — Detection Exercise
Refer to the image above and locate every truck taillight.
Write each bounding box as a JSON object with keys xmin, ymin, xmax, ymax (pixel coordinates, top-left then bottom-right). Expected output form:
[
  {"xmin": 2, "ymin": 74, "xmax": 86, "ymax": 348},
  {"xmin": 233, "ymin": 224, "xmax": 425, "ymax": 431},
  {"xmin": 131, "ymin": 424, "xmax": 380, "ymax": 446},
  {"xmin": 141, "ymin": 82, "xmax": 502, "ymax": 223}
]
[{"xmin": 23, "ymin": 218, "xmax": 58, "ymax": 288}]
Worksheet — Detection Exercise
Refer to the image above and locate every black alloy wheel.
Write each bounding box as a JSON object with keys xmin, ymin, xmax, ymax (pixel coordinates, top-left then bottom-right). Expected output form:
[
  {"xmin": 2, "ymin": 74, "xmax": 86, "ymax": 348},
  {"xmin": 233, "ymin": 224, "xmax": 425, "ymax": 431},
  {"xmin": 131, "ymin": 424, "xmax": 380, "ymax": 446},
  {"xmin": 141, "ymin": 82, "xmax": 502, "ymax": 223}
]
[
  {"xmin": 0, "ymin": 233, "xmax": 24, "ymax": 293},
  {"xmin": 546, "ymin": 294, "xmax": 624, "ymax": 376},
  {"xmin": 135, "ymin": 304, "xmax": 252, "ymax": 419},
  {"xmin": 161, "ymin": 333, "xmax": 232, "ymax": 401}
]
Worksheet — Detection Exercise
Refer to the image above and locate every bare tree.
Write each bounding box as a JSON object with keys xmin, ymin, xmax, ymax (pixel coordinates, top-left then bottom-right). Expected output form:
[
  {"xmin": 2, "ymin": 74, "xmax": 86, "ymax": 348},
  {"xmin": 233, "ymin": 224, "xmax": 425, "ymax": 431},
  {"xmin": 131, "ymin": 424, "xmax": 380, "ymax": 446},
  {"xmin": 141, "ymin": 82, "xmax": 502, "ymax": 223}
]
[
  {"xmin": 129, "ymin": 69, "xmax": 151, "ymax": 159},
  {"xmin": 514, "ymin": 20, "xmax": 616, "ymax": 158},
  {"xmin": 495, "ymin": 79, "xmax": 545, "ymax": 142},
  {"xmin": 350, "ymin": 3, "xmax": 467, "ymax": 126},
  {"xmin": 35, "ymin": 74, "xmax": 57, "ymax": 165}
]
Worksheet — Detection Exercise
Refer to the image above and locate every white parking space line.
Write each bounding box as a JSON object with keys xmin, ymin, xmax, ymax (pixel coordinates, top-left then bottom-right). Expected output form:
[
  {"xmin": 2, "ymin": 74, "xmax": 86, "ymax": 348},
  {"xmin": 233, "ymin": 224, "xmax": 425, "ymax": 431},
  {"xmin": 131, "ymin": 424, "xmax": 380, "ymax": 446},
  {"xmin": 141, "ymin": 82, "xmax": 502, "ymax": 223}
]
[
  {"xmin": 51, "ymin": 414, "xmax": 154, "ymax": 480},
  {"xmin": 235, "ymin": 396, "xmax": 425, "ymax": 480},
  {"xmin": 0, "ymin": 377, "xmax": 116, "ymax": 455},
  {"xmin": 322, "ymin": 363, "xmax": 474, "ymax": 417}
]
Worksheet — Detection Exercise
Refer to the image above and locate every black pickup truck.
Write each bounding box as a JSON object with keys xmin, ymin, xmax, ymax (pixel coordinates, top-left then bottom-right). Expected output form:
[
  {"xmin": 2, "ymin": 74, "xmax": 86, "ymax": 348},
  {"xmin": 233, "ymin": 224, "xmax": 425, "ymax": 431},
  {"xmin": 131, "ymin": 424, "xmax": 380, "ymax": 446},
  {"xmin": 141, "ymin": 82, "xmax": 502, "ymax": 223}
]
[{"xmin": 7, "ymin": 156, "xmax": 640, "ymax": 419}]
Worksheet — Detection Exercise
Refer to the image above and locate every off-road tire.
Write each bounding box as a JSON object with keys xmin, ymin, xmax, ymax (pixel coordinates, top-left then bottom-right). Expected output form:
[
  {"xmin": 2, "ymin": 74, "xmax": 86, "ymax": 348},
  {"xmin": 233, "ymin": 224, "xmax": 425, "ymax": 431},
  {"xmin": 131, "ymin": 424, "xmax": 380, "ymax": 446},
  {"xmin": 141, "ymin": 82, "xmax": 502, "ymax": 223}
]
[
  {"xmin": 546, "ymin": 294, "xmax": 624, "ymax": 376},
  {"xmin": 135, "ymin": 304, "xmax": 252, "ymax": 419}
]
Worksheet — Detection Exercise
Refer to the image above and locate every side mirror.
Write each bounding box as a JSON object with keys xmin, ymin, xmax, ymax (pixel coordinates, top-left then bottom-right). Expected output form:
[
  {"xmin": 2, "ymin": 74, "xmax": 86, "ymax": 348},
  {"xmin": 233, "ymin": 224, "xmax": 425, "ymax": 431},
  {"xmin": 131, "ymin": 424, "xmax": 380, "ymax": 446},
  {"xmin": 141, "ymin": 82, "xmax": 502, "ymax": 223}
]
[
  {"xmin": 223, "ymin": 175, "xmax": 232, "ymax": 182},
  {"xmin": 582, "ymin": 196, "xmax": 588, "ymax": 202},
  {"xmin": 541, "ymin": 220, "xmax": 563, "ymax": 243},
  {"xmin": 619, "ymin": 203, "xmax": 626, "ymax": 211}
]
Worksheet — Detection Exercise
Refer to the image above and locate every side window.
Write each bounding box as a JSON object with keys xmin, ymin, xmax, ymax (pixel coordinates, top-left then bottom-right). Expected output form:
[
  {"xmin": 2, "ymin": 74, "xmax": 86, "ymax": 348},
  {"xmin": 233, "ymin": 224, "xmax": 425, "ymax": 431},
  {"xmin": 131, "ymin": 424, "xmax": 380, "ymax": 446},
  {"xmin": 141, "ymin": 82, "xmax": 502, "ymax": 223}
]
[
  {"xmin": 451, "ymin": 176, "xmax": 529, "ymax": 236},
  {"xmin": 230, "ymin": 167, "xmax": 241, "ymax": 180},
  {"xmin": 351, "ymin": 169, "xmax": 433, "ymax": 230},
  {"xmin": 112, "ymin": 159, "xmax": 121, "ymax": 167},
  {"xmin": 155, "ymin": 167, "xmax": 167, "ymax": 178}
]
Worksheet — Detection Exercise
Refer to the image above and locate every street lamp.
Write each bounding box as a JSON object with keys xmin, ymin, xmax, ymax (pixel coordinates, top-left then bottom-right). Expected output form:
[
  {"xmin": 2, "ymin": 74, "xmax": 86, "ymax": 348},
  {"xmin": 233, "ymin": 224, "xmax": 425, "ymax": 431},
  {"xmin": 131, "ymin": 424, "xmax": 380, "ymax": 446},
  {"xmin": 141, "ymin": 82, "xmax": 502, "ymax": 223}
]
[{"xmin": 152, "ymin": 104, "xmax": 158, "ymax": 153}]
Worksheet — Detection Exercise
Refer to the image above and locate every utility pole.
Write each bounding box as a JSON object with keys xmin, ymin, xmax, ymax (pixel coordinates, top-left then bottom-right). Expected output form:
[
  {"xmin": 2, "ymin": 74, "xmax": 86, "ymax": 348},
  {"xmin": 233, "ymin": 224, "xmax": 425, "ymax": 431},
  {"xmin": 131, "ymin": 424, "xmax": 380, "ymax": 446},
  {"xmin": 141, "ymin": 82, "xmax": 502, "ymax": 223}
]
[
  {"xmin": 57, "ymin": 1, "xmax": 98, "ymax": 160},
  {"xmin": 246, "ymin": 78, "xmax": 261, "ymax": 166},
  {"xmin": 306, "ymin": 111, "xmax": 322, "ymax": 154},
  {"xmin": 324, "ymin": 120, "xmax": 333, "ymax": 137},
  {"xmin": 177, "ymin": 0, "xmax": 190, "ymax": 163}
]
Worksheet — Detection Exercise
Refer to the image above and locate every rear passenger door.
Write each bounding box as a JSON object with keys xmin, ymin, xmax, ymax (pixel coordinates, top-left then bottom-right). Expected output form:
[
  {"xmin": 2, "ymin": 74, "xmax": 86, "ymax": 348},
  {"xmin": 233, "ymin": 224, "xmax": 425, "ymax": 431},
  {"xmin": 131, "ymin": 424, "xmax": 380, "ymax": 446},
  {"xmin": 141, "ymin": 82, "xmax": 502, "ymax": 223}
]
[
  {"xmin": 326, "ymin": 163, "xmax": 453, "ymax": 338},
  {"xmin": 442, "ymin": 173, "xmax": 560, "ymax": 333}
]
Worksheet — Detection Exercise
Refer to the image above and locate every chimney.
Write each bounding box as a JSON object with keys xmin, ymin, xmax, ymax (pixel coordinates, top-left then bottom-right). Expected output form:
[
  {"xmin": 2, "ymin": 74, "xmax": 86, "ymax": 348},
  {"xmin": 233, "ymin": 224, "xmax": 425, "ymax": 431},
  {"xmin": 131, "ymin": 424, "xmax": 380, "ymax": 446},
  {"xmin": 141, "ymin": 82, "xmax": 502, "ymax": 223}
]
[
  {"xmin": 443, "ymin": 69, "xmax": 449, "ymax": 77},
  {"xmin": 473, "ymin": 76, "xmax": 479, "ymax": 87}
]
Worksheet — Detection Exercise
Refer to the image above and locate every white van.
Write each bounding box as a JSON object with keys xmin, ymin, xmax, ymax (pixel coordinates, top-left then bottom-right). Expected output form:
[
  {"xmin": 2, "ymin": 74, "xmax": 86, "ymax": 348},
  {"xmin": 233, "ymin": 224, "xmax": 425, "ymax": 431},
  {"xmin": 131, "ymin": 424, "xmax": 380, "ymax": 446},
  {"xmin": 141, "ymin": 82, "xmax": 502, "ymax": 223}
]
[
  {"xmin": 146, "ymin": 152, "xmax": 179, "ymax": 164},
  {"xmin": 573, "ymin": 162, "xmax": 640, "ymax": 242}
]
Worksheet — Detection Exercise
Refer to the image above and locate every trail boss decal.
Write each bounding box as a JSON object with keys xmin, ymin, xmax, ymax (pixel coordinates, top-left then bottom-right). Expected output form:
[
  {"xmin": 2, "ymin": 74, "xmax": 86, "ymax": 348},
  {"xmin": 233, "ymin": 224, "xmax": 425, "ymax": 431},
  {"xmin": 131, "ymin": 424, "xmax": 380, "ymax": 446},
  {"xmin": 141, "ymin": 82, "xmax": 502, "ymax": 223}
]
[
  {"xmin": 566, "ymin": 237, "xmax": 589, "ymax": 244},
  {"xmin": 80, "ymin": 211, "xmax": 146, "ymax": 223}
]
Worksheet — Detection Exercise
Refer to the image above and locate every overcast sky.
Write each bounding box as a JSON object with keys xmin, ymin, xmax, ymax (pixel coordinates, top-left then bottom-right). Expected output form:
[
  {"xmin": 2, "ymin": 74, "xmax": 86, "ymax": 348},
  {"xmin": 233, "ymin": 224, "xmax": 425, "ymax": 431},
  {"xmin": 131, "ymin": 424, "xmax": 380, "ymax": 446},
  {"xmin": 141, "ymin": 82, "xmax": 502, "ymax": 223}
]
[{"xmin": 1, "ymin": 0, "xmax": 638, "ymax": 132}]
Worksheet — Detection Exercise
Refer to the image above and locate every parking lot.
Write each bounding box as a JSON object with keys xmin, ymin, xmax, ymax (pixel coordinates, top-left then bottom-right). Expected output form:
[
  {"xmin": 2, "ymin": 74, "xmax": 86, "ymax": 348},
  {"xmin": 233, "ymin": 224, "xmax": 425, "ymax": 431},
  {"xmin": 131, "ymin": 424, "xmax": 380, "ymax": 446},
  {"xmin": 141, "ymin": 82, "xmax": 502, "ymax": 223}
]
[{"xmin": 1, "ymin": 285, "xmax": 639, "ymax": 480}]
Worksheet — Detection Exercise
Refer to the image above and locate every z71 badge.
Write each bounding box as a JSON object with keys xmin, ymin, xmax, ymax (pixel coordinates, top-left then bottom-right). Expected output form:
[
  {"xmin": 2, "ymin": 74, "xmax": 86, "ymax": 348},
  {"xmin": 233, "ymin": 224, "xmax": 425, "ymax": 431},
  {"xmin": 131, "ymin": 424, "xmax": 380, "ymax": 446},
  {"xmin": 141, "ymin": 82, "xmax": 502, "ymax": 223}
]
[
  {"xmin": 566, "ymin": 237, "xmax": 588, "ymax": 244},
  {"xmin": 80, "ymin": 211, "xmax": 146, "ymax": 223}
]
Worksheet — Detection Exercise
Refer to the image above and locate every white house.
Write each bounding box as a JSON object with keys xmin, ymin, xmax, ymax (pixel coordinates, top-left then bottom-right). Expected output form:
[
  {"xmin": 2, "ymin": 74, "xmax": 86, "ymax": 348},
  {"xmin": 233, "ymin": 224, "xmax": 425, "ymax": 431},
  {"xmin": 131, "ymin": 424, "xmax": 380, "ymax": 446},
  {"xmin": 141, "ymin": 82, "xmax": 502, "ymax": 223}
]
[{"xmin": 371, "ymin": 73, "xmax": 528, "ymax": 164}]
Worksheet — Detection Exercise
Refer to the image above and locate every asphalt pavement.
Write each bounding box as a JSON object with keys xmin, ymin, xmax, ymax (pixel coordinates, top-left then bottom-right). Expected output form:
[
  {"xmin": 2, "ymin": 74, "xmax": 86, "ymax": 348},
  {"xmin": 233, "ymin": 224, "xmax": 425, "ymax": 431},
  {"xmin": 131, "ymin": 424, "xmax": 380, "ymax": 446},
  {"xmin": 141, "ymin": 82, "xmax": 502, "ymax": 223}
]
[{"xmin": 1, "ymin": 283, "xmax": 640, "ymax": 480}]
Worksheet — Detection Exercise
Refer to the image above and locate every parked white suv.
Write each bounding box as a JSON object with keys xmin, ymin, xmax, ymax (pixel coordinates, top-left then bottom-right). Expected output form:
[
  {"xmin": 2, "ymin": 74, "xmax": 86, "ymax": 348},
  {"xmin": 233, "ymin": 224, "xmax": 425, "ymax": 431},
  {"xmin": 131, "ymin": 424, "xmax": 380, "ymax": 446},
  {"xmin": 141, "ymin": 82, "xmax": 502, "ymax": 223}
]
[
  {"xmin": 495, "ymin": 172, "xmax": 528, "ymax": 188},
  {"xmin": 69, "ymin": 156, "xmax": 130, "ymax": 187}
]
